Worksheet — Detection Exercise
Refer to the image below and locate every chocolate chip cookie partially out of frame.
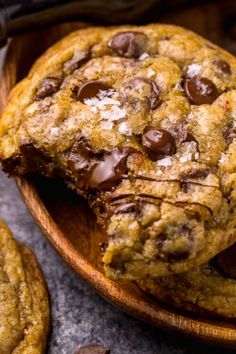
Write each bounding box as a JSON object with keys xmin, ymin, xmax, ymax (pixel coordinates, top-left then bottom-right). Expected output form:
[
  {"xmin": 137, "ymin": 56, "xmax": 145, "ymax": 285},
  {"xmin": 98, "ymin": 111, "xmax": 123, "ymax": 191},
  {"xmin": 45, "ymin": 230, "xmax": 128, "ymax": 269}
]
[
  {"xmin": 1, "ymin": 24, "xmax": 236, "ymax": 279},
  {"xmin": 137, "ymin": 243, "xmax": 236, "ymax": 319},
  {"xmin": 0, "ymin": 219, "xmax": 50, "ymax": 354}
]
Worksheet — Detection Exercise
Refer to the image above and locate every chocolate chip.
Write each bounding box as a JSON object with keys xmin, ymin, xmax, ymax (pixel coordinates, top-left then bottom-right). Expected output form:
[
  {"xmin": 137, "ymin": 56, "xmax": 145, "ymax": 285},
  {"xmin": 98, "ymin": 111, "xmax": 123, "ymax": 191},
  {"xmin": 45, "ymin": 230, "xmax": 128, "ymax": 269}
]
[
  {"xmin": 180, "ymin": 168, "xmax": 210, "ymax": 180},
  {"xmin": 63, "ymin": 50, "xmax": 90, "ymax": 75},
  {"xmin": 217, "ymin": 243, "xmax": 236, "ymax": 280},
  {"xmin": 108, "ymin": 31, "xmax": 148, "ymax": 58},
  {"xmin": 35, "ymin": 77, "xmax": 62, "ymax": 100},
  {"xmin": 184, "ymin": 77, "xmax": 218, "ymax": 105},
  {"xmin": 156, "ymin": 226, "xmax": 190, "ymax": 262},
  {"xmin": 77, "ymin": 81, "xmax": 112, "ymax": 102},
  {"xmin": 120, "ymin": 78, "xmax": 160, "ymax": 109},
  {"xmin": 88, "ymin": 147, "xmax": 135, "ymax": 191},
  {"xmin": 141, "ymin": 128, "xmax": 176, "ymax": 161},
  {"xmin": 213, "ymin": 58, "xmax": 231, "ymax": 75},
  {"xmin": 74, "ymin": 343, "xmax": 110, "ymax": 354}
]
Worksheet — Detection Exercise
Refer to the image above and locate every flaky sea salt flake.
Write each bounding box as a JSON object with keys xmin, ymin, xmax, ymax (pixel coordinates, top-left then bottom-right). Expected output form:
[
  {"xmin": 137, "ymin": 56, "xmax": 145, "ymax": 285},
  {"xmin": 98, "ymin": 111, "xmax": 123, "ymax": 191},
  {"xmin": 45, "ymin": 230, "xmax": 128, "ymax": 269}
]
[
  {"xmin": 118, "ymin": 122, "xmax": 132, "ymax": 136},
  {"xmin": 179, "ymin": 153, "xmax": 192, "ymax": 163},
  {"xmin": 157, "ymin": 157, "xmax": 172, "ymax": 166},
  {"xmin": 100, "ymin": 105, "xmax": 126, "ymax": 121},
  {"xmin": 100, "ymin": 121, "xmax": 113, "ymax": 130},
  {"xmin": 50, "ymin": 127, "xmax": 59, "ymax": 136},
  {"xmin": 187, "ymin": 63, "xmax": 202, "ymax": 77},
  {"xmin": 139, "ymin": 52, "xmax": 150, "ymax": 60},
  {"xmin": 175, "ymin": 82, "xmax": 183, "ymax": 91},
  {"xmin": 147, "ymin": 68, "xmax": 155, "ymax": 78},
  {"xmin": 97, "ymin": 88, "xmax": 116, "ymax": 99}
]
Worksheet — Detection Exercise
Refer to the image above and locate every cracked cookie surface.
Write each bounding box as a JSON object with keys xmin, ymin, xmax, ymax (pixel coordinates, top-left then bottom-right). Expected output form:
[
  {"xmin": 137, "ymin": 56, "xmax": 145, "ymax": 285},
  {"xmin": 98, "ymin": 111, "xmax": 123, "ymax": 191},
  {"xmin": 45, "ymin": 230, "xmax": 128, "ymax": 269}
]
[
  {"xmin": 1, "ymin": 24, "xmax": 236, "ymax": 279},
  {"xmin": 137, "ymin": 243, "xmax": 236, "ymax": 319},
  {"xmin": 0, "ymin": 220, "xmax": 50, "ymax": 354}
]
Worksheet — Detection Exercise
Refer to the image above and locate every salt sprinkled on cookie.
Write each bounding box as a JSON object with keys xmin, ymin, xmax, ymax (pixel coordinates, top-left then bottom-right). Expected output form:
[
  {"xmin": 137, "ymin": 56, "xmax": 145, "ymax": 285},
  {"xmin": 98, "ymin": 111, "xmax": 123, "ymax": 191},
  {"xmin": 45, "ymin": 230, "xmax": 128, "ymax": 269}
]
[
  {"xmin": 118, "ymin": 121, "xmax": 132, "ymax": 136},
  {"xmin": 83, "ymin": 88, "xmax": 126, "ymax": 123},
  {"xmin": 157, "ymin": 156, "xmax": 173, "ymax": 166},
  {"xmin": 147, "ymin": 68, "xmax": 156, "ymax": 78},
  {"xmin": 187, "ymin": 63, "xmax": 202, "ymax": 77},
  {"xmin": 139, "ymin": 52, "xmax": 150, "ymax": 60}
]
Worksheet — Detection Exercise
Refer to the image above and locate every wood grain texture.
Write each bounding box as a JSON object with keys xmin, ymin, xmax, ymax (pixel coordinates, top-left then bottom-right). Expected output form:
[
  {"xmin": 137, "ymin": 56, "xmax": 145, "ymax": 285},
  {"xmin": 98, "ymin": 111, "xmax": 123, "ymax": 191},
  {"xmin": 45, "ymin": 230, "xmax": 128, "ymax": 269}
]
[{"xmin": 1, "ymin": 2, "xmax": 236, "ymax": 347}]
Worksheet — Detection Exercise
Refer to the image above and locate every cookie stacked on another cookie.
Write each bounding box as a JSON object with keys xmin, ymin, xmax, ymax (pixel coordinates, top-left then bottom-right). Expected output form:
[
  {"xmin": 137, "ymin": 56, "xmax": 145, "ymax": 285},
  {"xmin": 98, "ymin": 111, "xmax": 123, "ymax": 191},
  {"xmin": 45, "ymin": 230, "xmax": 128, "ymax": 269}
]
[
  {"xmin": 1, "ymin": 23, "xmax": 236, "ymax": 317},
  {"xmin": 0, "ymin": 219, "xmax": 50, "ymax": 353},
  {"xmin": 138, "ymin": 243, "xmax": 236, "ymax": 319}
]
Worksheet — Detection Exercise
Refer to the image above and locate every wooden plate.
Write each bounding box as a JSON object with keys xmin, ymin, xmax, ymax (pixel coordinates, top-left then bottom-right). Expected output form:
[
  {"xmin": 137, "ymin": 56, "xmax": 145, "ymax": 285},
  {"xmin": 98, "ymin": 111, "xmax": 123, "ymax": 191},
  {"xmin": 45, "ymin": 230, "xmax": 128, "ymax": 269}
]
[{"xmin": 1, "ymin": 2, "xmax": 236, "ymax": 347}]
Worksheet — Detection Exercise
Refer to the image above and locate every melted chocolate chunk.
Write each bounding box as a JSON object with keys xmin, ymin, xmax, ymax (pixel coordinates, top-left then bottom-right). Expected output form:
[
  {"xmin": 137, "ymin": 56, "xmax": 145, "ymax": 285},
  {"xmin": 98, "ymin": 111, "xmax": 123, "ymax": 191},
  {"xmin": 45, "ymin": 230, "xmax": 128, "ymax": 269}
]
[
  {"xmin": 180, "ymin": 168, "xmax": 210, "ymax": 180},
  {"xmin": 141, "ymin": 128, "xmax": 176, "ymax": 161},
  {"xmin": 67, "ymin": 135, "xmax": 94, "ymax": 188},
  {"xmin": 74, "ymin": 344, "xmax": 110, "ymax": 354},
  {"xmin": 1, "ymin": 143, "xmax": 55, "ymax": 176},
  {"xmin": 108, "ymin": 31, "xmax": 148, "ymax": 58},
  {"xmin": 0, "ymin": 154, "xmax": 21, "ymax": 175},
  {"xmin": 35, "ymin": 77, "xmax": 62, "ymax": 100},
  {"xmin": 88, "ymin": 147, "xmax": 135, "ymax": 191},
  {"xmin": 217, "ymin": 243, "xmax": 236, "ymax": 280},
  {"xmin": 120, "ymin": 78, "xmax": 160, "ymax": 109},
  {"xmin": 63, "ymin": 50, "xmax": 90, "ymax": 75},
  {"xmin": 68, "ymin": 137, "xmax": 135, "ymax": 191},
  {"xmin": 68, "ymin": 135, "xmax": 93, "ymax": 171},
  {"xmin": 213, "ymin": 58, "xmax": 231, "ymax": 75},
  {"xmin": 77, "ymin": 81, "xmax": 112, "ymax": 102},
  {"xmin": 20, "ymin": 143, "xmax": 55, "ymax": 175},
  {"xmin": 184, "ymin": 77, "xmax": 218, "ymax": 105}
]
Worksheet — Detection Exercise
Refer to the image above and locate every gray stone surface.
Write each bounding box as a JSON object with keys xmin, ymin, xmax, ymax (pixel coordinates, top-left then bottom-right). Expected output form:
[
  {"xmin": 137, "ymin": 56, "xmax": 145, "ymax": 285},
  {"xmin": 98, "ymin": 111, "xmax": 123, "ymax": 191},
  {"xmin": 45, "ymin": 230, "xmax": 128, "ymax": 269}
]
[{"xmin": 0, "ymin": 171, "xmax": 236, "ymax": 354}]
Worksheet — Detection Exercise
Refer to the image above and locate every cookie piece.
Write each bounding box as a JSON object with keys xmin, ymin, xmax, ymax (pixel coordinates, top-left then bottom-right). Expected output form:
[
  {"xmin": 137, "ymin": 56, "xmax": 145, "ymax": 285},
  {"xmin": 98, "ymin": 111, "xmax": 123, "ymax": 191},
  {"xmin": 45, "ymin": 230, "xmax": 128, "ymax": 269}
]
[
  {"xmin": 0, "ymin": 220, "xmax": 50, "ymax": 354},
  {"xmin": 1, "ymin": 25, "xmax": 236, "ymax": 279},
  {"xmin": 137, "ymin": 243, "xmax": 236, "ymax": 319}
]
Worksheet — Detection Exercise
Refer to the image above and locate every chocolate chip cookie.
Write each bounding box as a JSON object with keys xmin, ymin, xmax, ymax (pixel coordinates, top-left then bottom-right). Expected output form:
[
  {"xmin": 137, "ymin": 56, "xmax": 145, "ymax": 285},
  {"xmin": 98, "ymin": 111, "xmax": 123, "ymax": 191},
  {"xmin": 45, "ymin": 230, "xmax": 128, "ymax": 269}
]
[
  {"xmin": 0, "ymin": 220, "xmax": 50, "ymax": 353},
  {"xmin": 1, "ymin": 24, "xmax": 236, "ymax": 279},
  {"xmin": 137, "ymin": 243, "xmax": 236, "ymax": 319}
]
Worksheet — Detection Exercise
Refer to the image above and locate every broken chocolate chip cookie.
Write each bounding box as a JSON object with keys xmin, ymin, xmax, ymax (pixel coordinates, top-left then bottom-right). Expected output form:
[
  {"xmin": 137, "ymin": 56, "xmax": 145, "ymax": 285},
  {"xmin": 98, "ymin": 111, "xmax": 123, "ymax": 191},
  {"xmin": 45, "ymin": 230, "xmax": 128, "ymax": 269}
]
[{"xmin": 1, "ymin": 24, "xmax": 236, "ymax": 279}]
